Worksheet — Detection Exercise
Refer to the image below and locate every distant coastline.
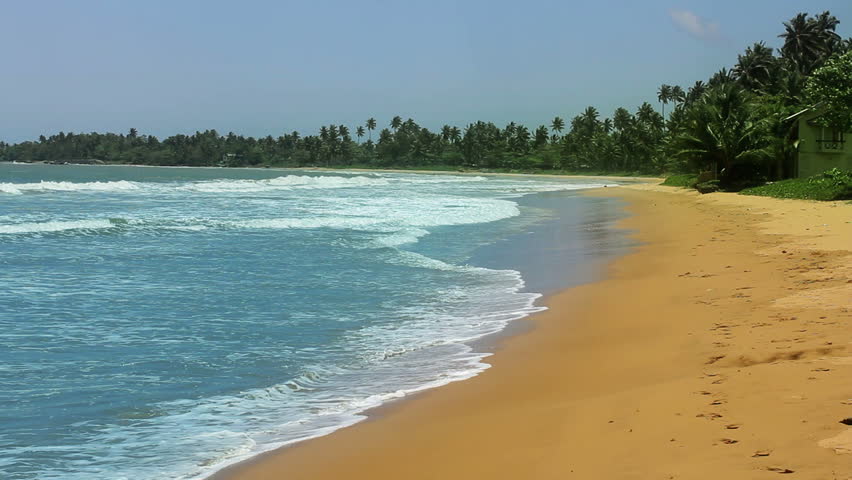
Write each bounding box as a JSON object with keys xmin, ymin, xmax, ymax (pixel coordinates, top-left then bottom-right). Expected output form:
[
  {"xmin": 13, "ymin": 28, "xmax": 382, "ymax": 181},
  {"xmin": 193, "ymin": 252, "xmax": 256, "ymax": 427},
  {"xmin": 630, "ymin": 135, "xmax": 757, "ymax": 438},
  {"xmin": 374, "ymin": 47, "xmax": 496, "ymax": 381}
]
[{"xmin": 1, "ymin": 160, "xmax": 660, "ymax": 182}]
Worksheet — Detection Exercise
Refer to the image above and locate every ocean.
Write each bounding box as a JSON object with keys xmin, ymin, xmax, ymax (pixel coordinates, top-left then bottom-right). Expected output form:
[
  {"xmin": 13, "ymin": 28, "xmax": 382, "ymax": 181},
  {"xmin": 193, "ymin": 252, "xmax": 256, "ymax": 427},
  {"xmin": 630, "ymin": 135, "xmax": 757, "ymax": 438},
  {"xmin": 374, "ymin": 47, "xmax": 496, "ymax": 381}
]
[{"xmin": 0, "ymin": 164, "xmax": 630, "ymax": 480}]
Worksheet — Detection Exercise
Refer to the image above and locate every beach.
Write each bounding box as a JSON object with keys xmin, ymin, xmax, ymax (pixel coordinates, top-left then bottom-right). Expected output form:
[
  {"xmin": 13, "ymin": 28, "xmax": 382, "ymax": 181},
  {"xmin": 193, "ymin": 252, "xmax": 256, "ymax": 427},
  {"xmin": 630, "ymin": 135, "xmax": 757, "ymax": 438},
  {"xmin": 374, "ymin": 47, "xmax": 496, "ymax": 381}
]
[{"xmin": 215, "ymin": 184, "xmax": 852, "ymax": 479}]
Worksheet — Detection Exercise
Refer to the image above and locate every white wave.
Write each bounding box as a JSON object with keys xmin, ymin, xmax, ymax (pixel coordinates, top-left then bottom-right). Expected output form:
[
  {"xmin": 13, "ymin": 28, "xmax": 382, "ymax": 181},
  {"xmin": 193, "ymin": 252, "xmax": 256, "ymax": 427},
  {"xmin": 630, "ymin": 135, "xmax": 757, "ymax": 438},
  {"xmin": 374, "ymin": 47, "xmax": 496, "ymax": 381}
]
[
  {"xmin": 393, "ymin": 175, "xmax": 487, "ymax": 184},
  {"xmin": 184, "ymin": 175, "xmax": 390, "ymax": 193},
  {"xmin": 0, "ymin": 180, "xmax": 139, "ymax": 194},
  {"xmin": 0, "ymin": 219, "xmax": 115, "ymax": 235}
]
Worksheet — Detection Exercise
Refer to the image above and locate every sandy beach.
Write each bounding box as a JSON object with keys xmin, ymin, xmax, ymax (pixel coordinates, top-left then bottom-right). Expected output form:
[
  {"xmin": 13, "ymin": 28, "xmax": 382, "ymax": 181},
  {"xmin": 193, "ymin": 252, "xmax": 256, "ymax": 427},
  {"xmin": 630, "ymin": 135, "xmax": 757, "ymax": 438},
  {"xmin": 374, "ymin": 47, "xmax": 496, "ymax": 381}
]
[{"xmin": 215, "ymin": 184, "xmax": 851, "ymax": 480}]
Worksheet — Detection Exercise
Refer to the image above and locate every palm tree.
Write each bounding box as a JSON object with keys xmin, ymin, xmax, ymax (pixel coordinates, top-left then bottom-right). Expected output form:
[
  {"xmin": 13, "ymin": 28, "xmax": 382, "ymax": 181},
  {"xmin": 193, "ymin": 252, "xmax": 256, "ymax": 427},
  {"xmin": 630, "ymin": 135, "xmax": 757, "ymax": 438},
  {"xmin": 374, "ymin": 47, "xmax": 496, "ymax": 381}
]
[
  {"xmin": 778, "ymin": 12, "xmax": 841, "ymax": 75},
  {"xmin": 687, "ymin": 81, "xmax": 707, "ymax": 104},
  {"xmin": 708, "ymin": 68, "xmax": 735, "ymax": 88},
  {"xmin": 319, "ymin": 126, "xmax": 329, "ymax": 142},
  {"xmin": 734, "ymin": 42, "xmax": 776, "ymax": 92},
  {"xmin": 580, "ymin": 106, "xmax": 600, "ymax": 133},
  {"xmin": 356, "ymin": 126, "xmax": 365, "ymax": 143},
  {"xmin": 672, "ymin": 84, "xmax": 770, "ymax": 178},
  {"xmin": 391, "ymin": 116, "xmax": 402, "ymax": 131},
  {"xmin": 365, "ymin": 118, "xmax": 377, "ymax": 142},
  {"xmin": 657, "ymin": 84, "xmax": 672, "ymax": 117},
  {"xmin": 534, "ymin": 125, "xmax": 549, "ymax": 147},
  {"xmin": 550, "ymin": 117, "xmax": 565, "ymax": 134},
  {"xmin": 338, "ymin": 125, "xmax": 350, "ymax": 139},
  {"xmin": 550, "ymin": 116, "xmax": 565, "ymax": 142},
  {"xmin": 441, "ymin": 125, "xmax": 452, "ymax": 143},
  {"xmin": 670, "ymin": 85, "xmax": 685, "ymax": 104},
  {"xmin": 450, "ymin": 126, "xmax": 461, "ymax": 145}
]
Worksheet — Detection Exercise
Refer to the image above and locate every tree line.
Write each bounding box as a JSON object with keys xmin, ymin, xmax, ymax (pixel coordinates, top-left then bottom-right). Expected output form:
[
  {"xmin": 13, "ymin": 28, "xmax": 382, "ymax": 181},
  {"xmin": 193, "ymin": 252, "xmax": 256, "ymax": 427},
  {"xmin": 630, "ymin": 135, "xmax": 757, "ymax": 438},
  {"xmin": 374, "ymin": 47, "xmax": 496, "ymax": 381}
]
[{"xmin": 2, "ymin": 11, "xmax": 850, "ymax": 184}]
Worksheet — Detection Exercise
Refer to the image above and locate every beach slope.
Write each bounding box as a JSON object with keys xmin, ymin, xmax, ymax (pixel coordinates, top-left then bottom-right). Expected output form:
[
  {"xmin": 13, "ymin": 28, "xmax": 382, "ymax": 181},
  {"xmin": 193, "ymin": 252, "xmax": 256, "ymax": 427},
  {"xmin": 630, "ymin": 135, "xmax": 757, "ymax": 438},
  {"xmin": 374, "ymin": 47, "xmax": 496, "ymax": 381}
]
[{"xmin": 216, "ymin": 185, "xmax": 851, "ymax": 480}]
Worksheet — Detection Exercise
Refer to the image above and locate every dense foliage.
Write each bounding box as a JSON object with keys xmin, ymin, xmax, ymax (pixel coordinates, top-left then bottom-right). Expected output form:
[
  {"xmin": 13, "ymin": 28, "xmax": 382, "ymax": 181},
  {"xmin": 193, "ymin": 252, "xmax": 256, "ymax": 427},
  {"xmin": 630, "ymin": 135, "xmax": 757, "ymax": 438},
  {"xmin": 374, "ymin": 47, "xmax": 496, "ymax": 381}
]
[{"xmin": 1, "ymin": 11, "xmax": 850, "ymax": 178}]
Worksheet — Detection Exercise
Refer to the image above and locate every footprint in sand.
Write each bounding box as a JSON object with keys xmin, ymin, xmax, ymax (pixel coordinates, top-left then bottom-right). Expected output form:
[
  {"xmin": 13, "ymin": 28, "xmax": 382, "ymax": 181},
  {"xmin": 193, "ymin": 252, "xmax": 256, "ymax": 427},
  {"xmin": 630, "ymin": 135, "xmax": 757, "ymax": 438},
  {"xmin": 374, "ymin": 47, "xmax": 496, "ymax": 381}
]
[{"xmin": 766, "ymin": 466, "xmax": 795, "ymax": 474}]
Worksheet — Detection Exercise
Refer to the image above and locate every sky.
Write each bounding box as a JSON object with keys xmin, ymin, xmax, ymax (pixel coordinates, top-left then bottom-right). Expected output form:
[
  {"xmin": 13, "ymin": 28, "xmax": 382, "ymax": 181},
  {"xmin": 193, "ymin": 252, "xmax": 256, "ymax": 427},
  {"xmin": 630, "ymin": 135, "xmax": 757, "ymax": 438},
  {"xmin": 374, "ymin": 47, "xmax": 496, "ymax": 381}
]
[{"xmin": 2, "ymin": 0, "xmax": 851, "ymax": 143}]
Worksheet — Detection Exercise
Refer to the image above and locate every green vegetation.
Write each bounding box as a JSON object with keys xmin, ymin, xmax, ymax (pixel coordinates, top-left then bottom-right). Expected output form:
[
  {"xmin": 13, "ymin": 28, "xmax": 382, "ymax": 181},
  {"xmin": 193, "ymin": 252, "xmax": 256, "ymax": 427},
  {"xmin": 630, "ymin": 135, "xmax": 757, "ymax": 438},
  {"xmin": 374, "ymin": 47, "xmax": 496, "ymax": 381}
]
[
  {"xmin": 0, "ymin": 11, "xmax": 850, "ymax": 180},
  {"xmin": 660, "ymin": 174, "xmax": 698, "ymax": 187},
  {"xmin": 740, "ymin": 168, "xmax": 852, "ymax": 201}
]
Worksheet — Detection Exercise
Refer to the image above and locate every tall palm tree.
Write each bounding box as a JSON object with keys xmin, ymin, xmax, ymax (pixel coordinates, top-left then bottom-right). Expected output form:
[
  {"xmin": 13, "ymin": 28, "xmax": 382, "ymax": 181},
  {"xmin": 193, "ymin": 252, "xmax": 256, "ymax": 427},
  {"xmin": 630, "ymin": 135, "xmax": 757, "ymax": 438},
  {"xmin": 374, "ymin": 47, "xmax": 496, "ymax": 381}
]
[
  {"xmin": 657, "ymin": 84, "xmax": 672, "ymax": 117},
  {"xmin": 390, "ymin": 116, "xmax": 402, "ymax": 131},
  {"xmin": 779, "ymin": 12, "xmax": 825, "ymax": 75},
  {"xmin": 338, "ymin": 125, "xmax": 350, "ymax": 139},
  {"xmin": 550, "ymin": 117, "xmax": 565, "ymax": 141},
  {"xmin": 670, "ymin": 85, "xmax": 685, "ymax": 104},
  {"xmin": 356, "ymin": 126, "xmax": 365, "ymax": 143},
  {"xmin": 365, "ymin": 118, "xmax": 377, "ymax": 142}
]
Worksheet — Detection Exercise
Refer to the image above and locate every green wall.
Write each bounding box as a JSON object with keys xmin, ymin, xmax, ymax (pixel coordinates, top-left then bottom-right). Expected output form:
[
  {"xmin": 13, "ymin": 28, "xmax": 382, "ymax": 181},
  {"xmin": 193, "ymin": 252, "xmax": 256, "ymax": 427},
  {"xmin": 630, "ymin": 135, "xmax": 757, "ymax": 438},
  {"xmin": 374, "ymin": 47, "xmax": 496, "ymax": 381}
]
[{"xmin": 796, "ymin": 115, "xmax": 852, "ymax": 178}]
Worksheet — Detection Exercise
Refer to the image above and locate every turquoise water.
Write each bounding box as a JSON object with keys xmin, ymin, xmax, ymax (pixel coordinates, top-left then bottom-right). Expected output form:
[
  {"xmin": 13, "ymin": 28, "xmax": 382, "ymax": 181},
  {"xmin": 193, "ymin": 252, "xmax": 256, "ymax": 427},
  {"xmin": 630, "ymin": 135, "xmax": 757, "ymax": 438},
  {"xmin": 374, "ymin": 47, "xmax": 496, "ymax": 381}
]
[{"xmin": 0, "ymin": 164, "xmax": 626, "ymax": 480}]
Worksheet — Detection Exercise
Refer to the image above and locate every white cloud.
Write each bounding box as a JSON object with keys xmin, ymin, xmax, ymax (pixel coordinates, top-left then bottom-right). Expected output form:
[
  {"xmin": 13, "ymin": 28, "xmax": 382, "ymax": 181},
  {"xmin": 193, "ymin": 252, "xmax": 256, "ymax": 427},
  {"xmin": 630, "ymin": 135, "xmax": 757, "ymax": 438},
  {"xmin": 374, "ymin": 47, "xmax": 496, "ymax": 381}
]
[{"xmin": 669, "ymin": 9, "xmax": 720, "ymax": 41}]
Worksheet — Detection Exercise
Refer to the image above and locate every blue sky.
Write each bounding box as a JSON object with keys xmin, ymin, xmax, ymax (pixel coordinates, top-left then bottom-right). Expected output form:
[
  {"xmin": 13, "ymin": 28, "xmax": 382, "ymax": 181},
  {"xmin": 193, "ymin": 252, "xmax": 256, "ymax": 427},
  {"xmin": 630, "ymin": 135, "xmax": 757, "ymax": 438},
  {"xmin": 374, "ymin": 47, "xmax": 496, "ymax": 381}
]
[{"xmin": 1, "ymin": 0, "xmax": 851, "ymax": 143}]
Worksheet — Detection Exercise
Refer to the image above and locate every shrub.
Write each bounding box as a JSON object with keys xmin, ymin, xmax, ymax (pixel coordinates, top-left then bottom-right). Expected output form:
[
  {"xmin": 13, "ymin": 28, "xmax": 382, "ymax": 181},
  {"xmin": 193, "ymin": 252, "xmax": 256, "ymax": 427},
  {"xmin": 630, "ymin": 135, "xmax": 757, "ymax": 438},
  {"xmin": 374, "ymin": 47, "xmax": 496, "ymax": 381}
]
[
  {"xmin": 661, "ymin": 174, "xmax": 698, "ymax": 187},
  {"xmin": 740, "ymin": 168, "xmax": 852, "ymax": 201}
]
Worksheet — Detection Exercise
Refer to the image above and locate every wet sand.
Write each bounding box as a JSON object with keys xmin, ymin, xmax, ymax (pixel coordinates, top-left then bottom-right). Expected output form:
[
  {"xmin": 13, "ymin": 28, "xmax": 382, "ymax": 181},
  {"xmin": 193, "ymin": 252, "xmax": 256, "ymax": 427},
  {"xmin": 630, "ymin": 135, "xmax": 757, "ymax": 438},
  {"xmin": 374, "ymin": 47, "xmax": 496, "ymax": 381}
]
[{"xmin": 215, "ymin": 184, "xmax": 851, "ymax": 480}]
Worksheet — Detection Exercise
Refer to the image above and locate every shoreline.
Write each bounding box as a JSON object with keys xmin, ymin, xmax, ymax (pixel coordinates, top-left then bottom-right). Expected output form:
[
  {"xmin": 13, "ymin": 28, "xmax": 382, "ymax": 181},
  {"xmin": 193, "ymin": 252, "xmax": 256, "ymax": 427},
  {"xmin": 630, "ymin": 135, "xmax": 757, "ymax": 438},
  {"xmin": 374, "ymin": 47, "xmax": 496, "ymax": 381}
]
[
  {"xmin": 214, "ymin": 184, "xmax": 851, "ymax": 479},
  {"xmin": 0, "ymin": 161, "xmax": 661, "ymax": 183}
]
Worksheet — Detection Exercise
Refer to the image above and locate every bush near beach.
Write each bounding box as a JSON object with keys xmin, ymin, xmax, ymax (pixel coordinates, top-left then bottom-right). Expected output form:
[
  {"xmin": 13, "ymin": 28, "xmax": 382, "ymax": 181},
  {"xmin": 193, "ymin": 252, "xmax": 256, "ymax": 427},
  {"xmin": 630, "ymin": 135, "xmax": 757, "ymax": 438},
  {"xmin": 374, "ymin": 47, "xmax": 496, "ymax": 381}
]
[
  {"xmin": 740, "ymin": 168, "xmax": 852, "ymax": 201},
  {"xmin": 662, "ymin": 168, "xmax": 852, "ymax": 201}
]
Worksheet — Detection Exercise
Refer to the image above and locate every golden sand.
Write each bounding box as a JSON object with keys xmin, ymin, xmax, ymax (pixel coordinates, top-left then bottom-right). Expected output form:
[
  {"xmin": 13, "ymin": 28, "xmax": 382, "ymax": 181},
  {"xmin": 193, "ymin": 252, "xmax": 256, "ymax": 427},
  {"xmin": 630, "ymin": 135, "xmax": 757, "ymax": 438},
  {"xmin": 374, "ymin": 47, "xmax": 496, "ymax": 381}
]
[{"xmin": 216, "ymin": 184, "xmax": 851, "ymax": 480}]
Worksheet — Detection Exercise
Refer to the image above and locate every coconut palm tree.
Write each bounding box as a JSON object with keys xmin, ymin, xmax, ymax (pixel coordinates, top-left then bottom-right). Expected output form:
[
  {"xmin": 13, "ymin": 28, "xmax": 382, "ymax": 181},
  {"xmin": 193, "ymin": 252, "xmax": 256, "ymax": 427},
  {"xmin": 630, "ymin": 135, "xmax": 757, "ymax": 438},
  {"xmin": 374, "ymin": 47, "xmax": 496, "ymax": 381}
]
[
  {"xmin": 734, "ymin": 42, "xmax": 777, "ymax": 92},
  {"xmin": 550, "ymin": 116, "xmax": 565, "ymax": 135},
  {"xmin": 657, "ymin": 84, "xmax": 672, "ymax": 117},
  {"xmin": 672, "ymin": 83, "xmax": 771, "ymax": 178},
  {"xmin": 708, "ymin": 68, "xmax": 735, "ymax": 87},
  {"xmin": 687, "ymin": 81, "xmax": 708, "ymax": 104},
  {"xmin": 778, "ymin": 12, "xmax": 841, "ymax": 75},
  {"xmin": 440, "ymin": 125, "xmax": 452, "ymax": 143},
  {"xmin": 450, "ymin": 126, "xmax": 462, "ymax": 145},
  {"xmin": 534, "ymin": 125, "xmax": 550, "ymax": 147},
  {"xmin": 365, "ymin": 118, "xmax": 377, "ymax": 142},
  {"xmin": 550, "ymin": 117, "xmax": 565, "ymax": 143},
  {"xmin": 390, "ymin": 116, "xmax": 402, "ymax": 131},
  {"xmin": 356, "ymin": 126, "xmax": 365, "ymax": 143},
  {"xmin": 580, "ymin": 106, "xmax": 600, "ymax": 134},
  {"xmin": 670, "ymin": 85, "xmax": 686, "ymax": 104}
]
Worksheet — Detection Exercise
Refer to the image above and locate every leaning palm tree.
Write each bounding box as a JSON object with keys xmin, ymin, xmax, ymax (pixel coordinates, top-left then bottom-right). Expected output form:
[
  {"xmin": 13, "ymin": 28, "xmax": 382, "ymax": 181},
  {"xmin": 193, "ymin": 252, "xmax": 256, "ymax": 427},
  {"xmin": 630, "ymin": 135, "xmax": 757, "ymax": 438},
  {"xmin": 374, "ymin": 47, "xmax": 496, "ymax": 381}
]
[
  {"xmin": 365, "ymin": 118, "xmax": 377, "ymax": 142},
  {"xmin": 657, "ymin": 84, "xmax": 672, "ymax": 117}
]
